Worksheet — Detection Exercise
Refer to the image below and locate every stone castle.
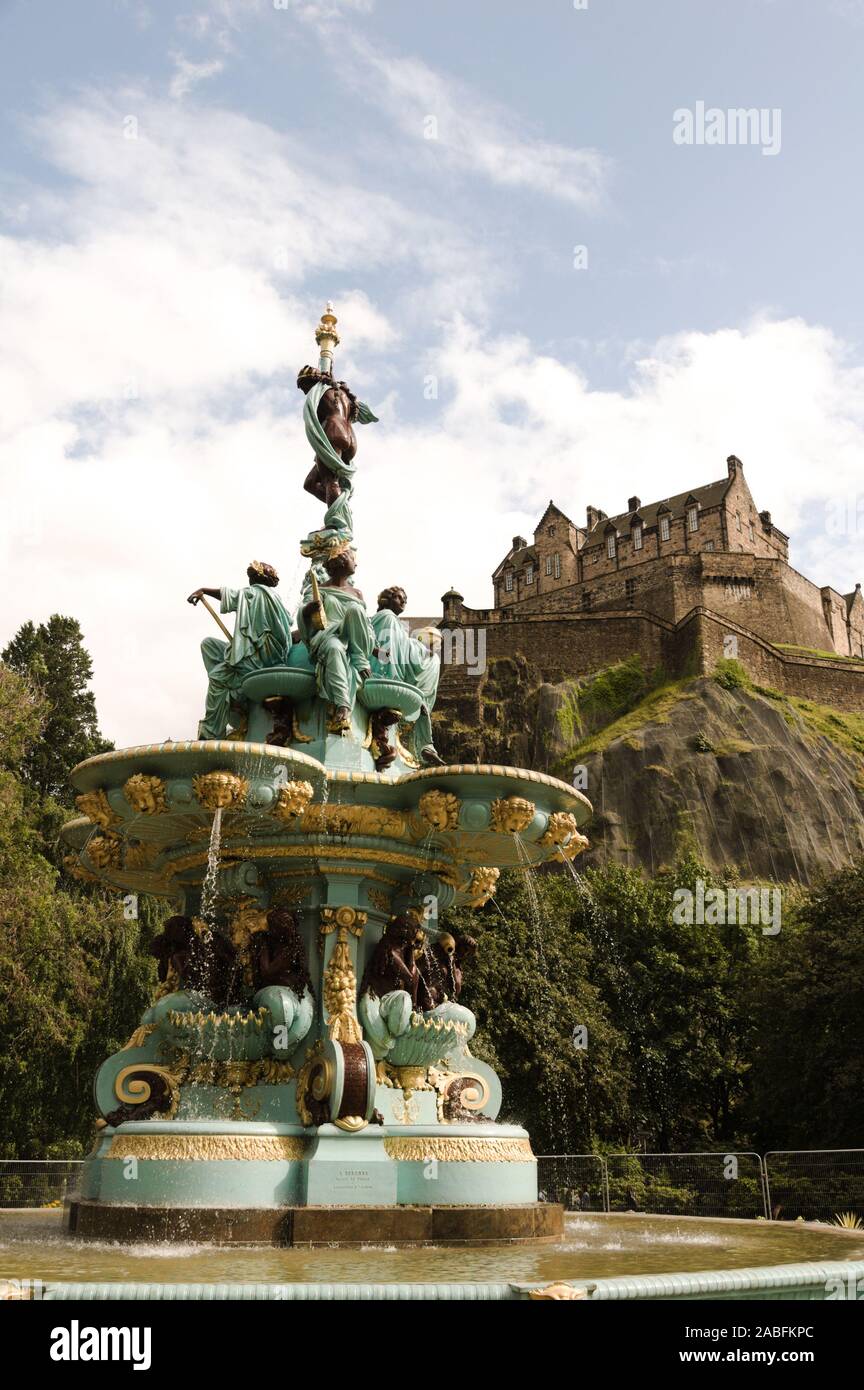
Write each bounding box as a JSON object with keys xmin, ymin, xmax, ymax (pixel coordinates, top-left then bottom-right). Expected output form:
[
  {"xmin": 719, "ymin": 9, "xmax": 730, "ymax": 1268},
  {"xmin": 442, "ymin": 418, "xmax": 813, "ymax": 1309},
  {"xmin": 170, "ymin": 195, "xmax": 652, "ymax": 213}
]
[{"xmin": 438, "ymin": 454, "xmax": 864, "ymax": 719}]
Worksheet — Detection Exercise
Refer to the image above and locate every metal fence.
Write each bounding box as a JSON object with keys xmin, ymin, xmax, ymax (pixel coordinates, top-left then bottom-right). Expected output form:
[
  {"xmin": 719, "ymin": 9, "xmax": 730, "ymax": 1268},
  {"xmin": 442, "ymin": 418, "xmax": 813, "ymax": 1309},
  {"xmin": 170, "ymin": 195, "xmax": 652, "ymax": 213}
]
[
  {"xmin": 604, "ymin": 1151, "xmax": 767, "ymax": 1219},
  {"xmin": 0, "ymin": 1160, "xmax": 84, "ymax": 1209},
  {"xmin": 536, "ymin": 1154, "xmax": 608, "ymax": 1212},
  {"xmin": 765, "ymin": 1150, "xmax": 864, "ymax": 1224},
  {"xmin": 538, "ymin": 1150, "xmax": 864, "ymax": 1223}
]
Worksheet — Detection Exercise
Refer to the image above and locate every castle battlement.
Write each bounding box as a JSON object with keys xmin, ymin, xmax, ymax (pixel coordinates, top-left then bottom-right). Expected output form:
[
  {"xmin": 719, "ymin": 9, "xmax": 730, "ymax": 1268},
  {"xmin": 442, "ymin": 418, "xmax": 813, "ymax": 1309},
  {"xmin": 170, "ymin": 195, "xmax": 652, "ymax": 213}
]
[{"xmin": 443, "ymin": 454, "xmax": 864, "ymax": 661}]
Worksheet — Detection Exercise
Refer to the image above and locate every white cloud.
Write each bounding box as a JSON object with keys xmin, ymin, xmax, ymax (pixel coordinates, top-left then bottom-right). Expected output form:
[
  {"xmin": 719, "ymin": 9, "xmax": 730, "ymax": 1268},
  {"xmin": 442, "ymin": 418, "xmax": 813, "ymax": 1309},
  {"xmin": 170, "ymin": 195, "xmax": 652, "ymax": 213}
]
[
  {"xmin": 1, "ymin": 90, "xmax": 862, "ymax": 751},
  {"xmin": 169, "ymin": 53, "xmax": 226, "ymax": 100},
  {"xmin": 332, "ymin": 36, "xmax": 610, "ymax": 209}
]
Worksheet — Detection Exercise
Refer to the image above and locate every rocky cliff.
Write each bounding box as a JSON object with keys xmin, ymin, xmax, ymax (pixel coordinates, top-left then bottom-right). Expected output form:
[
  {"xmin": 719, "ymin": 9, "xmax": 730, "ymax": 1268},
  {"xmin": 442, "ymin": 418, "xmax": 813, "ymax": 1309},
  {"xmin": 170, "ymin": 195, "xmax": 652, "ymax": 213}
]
[{"xmin": 434, "ymin": 657, "xmax": 864, "ymax": 883}]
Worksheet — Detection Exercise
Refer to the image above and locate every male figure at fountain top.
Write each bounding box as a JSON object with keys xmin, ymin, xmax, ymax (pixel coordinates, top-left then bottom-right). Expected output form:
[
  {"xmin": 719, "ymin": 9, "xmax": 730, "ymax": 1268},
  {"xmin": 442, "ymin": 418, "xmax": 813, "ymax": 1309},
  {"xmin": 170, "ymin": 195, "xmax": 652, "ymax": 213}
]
[
  {"xmin": 297, "ymin": 364, "xmax": 378, "ymax": 508},
  {"xmin": 187, "ymin": 561, "xmax": 293, "ymax": 740},
  {"xmin": 297, "ymin": 547, "xmax": 374, "ymax": 733}
]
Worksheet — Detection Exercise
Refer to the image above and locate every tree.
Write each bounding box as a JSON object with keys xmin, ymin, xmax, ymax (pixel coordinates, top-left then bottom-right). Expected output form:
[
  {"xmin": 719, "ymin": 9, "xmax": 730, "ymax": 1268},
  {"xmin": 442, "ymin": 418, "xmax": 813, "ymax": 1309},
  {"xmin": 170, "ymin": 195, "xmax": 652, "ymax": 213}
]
[
  {"xmin": 2, "ymin": 616, "xmax": 112, "ymax": 804},
  {"xmin": 0, "ymin": 662, "xmax": 156, "ymax": 1156},
  {"xmin": 746, "ymin": 861, "xmax": 864, "ymax": 1150}
]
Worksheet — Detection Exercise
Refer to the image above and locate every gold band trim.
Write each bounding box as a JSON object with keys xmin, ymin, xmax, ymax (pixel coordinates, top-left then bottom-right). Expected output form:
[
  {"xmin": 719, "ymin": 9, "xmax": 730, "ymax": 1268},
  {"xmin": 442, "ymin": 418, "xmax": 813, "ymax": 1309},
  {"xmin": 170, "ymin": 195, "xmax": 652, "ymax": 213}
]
[
  {"xmin": 105, "ymin": 1134, "xmax": 309, "ymax": 1162},
  {"xmin": 382, "ymin": 1137, "xmax": 534, "ymax": 1163}
]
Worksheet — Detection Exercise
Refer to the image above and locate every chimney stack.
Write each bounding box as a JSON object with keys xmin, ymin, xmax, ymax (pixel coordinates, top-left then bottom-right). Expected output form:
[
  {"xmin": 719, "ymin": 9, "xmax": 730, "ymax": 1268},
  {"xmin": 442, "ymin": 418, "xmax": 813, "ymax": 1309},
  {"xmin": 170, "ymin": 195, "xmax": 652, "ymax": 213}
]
[
  {"xmin": 628, "ymin": 496, "xmax": 641, "ymax": 513},
  {"xmin": 511, "ymin": 535, "xmax": 527, "ymax": 552},
  {"xmin": 586, "ymin": 505, "xmax": 600, "ymax": 529},
  {"xmin": 727, "ymin": 454, "xmax": 743, "ymax": 477}
]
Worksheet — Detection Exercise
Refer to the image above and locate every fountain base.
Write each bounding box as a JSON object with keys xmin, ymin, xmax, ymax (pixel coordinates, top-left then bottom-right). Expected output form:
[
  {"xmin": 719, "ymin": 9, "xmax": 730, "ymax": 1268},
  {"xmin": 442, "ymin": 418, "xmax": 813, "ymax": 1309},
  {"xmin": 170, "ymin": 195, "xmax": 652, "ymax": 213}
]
[
  {"xmin": 65, "ymin": 1119, "xmax": 557, "ymax": 1245},
  {"xmin": 64, "ymin": 1198, "xmax": 562, "ymax": 1246}
]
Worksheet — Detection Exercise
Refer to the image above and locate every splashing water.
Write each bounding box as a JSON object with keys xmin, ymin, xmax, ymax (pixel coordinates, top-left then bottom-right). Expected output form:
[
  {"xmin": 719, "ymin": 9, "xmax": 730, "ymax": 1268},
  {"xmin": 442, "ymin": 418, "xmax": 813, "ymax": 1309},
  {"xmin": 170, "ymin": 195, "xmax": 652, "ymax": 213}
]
[{"xmin": 200, "ymin": 806, "xmax": 223, "ymax": 928}]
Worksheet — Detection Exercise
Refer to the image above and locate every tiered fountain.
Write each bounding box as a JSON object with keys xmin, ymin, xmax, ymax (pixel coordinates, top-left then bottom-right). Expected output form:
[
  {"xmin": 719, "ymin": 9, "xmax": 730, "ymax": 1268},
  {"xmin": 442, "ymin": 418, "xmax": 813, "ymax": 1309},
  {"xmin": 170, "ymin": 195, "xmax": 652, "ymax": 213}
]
[{"xmin": 60, "ymin": 306, "xmax": 591, "ymax": 1245}]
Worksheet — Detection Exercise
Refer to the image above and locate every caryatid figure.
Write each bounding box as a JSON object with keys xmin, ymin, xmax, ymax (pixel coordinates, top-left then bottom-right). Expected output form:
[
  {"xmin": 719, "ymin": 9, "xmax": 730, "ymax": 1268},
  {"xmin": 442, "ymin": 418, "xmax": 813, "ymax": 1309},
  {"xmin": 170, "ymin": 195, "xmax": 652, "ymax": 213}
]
[
  {"xmin": 188, "ymin": 561, "xmax": 293, "ymax": 740},
  {"xmin": 371, "ymin": 585, "xmax": 444, "ymax": 766},
  {"xmin": 296, "ymin": 547, "xmax": 374, "ymax": 732}
]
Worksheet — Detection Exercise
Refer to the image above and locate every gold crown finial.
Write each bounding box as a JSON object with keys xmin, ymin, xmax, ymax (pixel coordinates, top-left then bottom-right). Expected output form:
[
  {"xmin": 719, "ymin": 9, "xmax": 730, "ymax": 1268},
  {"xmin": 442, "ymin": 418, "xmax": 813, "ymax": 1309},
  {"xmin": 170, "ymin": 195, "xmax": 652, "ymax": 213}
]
[{"xmin": 315, "ymin": 302, "xmax": 340, "ymax": 373}]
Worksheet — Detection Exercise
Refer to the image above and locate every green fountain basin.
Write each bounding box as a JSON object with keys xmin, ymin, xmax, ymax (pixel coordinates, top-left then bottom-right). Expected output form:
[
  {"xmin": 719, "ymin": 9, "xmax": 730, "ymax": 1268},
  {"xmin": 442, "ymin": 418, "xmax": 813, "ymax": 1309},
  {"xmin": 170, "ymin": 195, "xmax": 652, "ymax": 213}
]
[{"xmin": 358, "ymin": 677, "xmax": 423, "ymax": 720}]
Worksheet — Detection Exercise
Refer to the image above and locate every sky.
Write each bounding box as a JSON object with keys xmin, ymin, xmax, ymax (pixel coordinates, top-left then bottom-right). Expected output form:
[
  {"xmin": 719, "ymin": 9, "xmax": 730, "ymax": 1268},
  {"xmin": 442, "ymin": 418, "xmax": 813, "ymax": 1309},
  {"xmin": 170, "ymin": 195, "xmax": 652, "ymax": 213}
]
[{"xmin": 1, "ymin": 0, "xmax": 863, "ymax": 745}]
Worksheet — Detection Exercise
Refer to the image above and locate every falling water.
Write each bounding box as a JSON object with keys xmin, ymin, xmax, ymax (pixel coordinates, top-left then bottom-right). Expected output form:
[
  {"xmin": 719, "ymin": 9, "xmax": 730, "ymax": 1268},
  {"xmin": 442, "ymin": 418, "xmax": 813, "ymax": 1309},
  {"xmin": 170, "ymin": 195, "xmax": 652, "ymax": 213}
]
[
  {"xmin": 200, "ymin": 806, "xmax": 223, "ymax": 928},
  {"xmin": 513, "ymin": 834, "xmax": 572, "ymax": 1152}
]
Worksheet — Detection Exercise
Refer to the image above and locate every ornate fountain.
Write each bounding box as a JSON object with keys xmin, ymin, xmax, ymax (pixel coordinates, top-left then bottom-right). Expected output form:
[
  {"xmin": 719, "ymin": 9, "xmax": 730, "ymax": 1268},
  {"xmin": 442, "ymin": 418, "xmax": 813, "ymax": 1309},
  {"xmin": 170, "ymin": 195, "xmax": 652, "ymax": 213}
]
[{"xmin": 60, "ymin": 306, "xmax": 591, "ymax": 1245}]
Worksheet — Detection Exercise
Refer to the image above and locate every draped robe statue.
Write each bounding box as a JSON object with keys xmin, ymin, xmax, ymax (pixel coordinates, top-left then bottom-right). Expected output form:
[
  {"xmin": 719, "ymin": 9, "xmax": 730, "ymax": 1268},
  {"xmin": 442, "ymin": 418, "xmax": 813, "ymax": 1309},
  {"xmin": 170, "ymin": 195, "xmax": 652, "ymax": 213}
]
[
  {"xmin": 371, "ymin": 587, "xmax": 443, "ymax": 765},
  {"xmin": 188, "ymin": 563, "xmax": 293, "ymax": 740}
]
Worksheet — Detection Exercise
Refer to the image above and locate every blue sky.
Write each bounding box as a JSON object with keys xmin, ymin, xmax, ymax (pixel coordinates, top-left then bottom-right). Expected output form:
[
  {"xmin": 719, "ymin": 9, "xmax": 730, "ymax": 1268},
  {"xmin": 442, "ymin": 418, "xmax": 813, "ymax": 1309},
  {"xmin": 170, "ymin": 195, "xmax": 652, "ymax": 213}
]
[{"xmin": 1, "ymin": 0, "xmax": 862, "ymax": 742}]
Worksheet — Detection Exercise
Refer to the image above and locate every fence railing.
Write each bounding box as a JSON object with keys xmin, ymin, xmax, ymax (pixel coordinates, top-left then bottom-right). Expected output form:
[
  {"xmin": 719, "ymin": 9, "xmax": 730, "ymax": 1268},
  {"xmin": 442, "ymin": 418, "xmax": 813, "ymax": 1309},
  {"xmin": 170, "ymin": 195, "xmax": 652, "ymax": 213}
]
[
  {"xmin": 0, "ymin": 1160, "xmax": 84, "ymax": 1209},
  {"xmin": 764, "ymin": 1150, "xmax": 864, "ymax": 1224},
  {"xmin": 538, "ymin": 1151, "xmax": 864, "ymax": 1222}
]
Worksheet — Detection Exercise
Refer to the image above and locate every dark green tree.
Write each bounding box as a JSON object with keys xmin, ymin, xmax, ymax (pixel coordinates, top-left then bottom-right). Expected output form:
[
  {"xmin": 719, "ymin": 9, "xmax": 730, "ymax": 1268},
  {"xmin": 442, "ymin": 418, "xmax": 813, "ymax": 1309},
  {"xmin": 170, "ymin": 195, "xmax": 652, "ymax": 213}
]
[
  {"xmin": 2, "ymin": 615, "xmax": 112, "ymax": 804},
  {"xmin": 746, "ymin": 861, "xmax": 864, "ymax": 1150}
]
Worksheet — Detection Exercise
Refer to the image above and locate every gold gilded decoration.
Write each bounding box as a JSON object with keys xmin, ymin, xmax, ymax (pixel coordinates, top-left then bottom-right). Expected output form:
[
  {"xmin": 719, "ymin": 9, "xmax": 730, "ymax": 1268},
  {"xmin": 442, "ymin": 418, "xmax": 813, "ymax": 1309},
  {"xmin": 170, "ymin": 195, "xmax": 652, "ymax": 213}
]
[
  {"xmin": 490, "ymin": 795, "xmax": 536, "ymax": 834},
  {"xmin": 229, "ymin": 903, "xmax": 268, "ymax": 952},
  {"xmin": 539, "ymin": 811, "xmax": 579, "ymax": 847},
  {"xmin": 529, "ymin": 1284, "xmax": 588, "ymax": 1301},
  {"xmin": 300, "ymin": 804, "xmax": 407, "ymax": 839},
  {"xmin": 86, "ymin": 834, "xmax": 123, "ymax": 871},
  {"xmin": 105, "ymin": 1133, "xmax": 308, "ymax": 1161},
  {"xmin": 295, "ymin": 1040, "xmax": 324, "ymax": 1127},
  {"xmin": 376, "ymin": 1061, "xmax": 433, "ymax": 1099},
  {"xmin": 367, "ymin": 886, "xmax": 391, "ymax": 913},
  {"xmin": 63, "ymin": 853, "xmax": 101, "ymax": 885},
  {"xmin": 120, "ymin": 1024, "xmax": 157, "ymax": 1051},
  {"xmin": 320, "ymin": 907, "xmax": 367, "ymax": 1044},
  {"xmin": 167, "ymin": 844, "xmax": 449, "ymax": 878},
  {"xmin": 273, "ymin": 882, "xmax": 308, "ymax": 907},
  {"xmin": 273, "ymin": 779, "xmax": 315, "ymax": 822},
  {"xmin": 418, "ymin": 789, "xmax": 460, "ymax": 832},
  {"xmin": 466, "ymin": 866, "xmax": 500, "ymax": 908},
  {"xmin": 123, "ymin": 773, "xmax": 167, "ymax": 815},
  {"xmin": 395, "ymin": 723, "xmax": 420, "ymax": 769},
  {"xmin": 383, "ymin": 1136, "xmax": 534, "ymax": 1162},
  {"xmin": 192, "ymin": 770, "xmax": 249, "ymax": 810},
  {"xmin": 124, "ymin": 841, "xmax": 160, "ymax": 870},
  {"xmin": 557, "ymin": 832, "xmax": 589, "ymax": 862},
  {"xmin": 168, "ymin": 1053, "xmax": 295, "ymax": 1092},
  {"xmin": 75, "ymin": 789, "xmax": 118, "ymax": 830},
  {"xmin": 114, "ymin": 1064, "xmax": 181, "ymax": 1116},
  {"xmin": 320, "ymin": 905, "xmax": 367, "ymax": 937},
  {"xmin": 428, "ymin": 1068, "xmax": 491, "ymax": 1122}
]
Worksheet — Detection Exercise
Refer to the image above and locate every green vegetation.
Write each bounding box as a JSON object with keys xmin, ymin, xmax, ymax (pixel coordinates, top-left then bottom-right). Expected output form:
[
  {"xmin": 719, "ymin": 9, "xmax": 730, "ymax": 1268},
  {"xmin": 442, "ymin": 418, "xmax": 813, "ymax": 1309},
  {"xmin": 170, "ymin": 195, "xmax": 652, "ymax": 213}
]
[
  {"xmin": 447, "ymin": 853, "xmax": 864, "ymax": 1155},
  {"xmin": 555, "ymin": 678, "xmax": 695, "ymax": 766},
  {"xmin": 774, "ymin": 642, "xmax": 864, "ymax": 664},
  {"xmin": 0, "ymin": 623, "xmax": 160, "ymax": 1158}
]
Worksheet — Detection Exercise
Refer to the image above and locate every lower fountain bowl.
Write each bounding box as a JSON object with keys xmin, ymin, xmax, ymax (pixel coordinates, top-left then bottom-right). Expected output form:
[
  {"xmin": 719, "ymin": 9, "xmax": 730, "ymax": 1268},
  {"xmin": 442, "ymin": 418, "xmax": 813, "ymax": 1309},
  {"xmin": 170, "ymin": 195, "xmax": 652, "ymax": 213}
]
[{"xmin": 358, "ymin": 678, "xmax": 423, "ymax": 720}]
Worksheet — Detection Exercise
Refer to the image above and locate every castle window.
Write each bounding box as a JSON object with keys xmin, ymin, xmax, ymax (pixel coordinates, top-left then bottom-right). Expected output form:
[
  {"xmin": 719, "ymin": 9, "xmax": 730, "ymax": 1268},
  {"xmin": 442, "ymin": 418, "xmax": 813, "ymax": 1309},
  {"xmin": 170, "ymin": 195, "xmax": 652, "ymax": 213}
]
[
  {"xmin": 606, "ymin": 534, "xmax": 616, "ymax": 560},
  {"xmin": 625, "ymin": 578, "xmax": 636, "ymax": 607},
  {"xmin": 582, "ymin": 590, "xmax": 592, "ymax": 610},
  {"xmin": 545, "ymin": 556, "xmax": 553, "ymax": 576},
  {"xmin": 736, "ymin": 511, "xmax": 742, "ymax": 531},
  {"xmin": 553, "ymin": 553, "xmax": 561, "ymax": 579},
  {"xmin": 547, "ymin": 525, "xmax": 555, "ymax": 537},
  {"xmin": 505, "ymin": 571, "xmax": 513, "ymax": 592},
  {"xmin": 704, "ymin": 540, "xmax": 714, "ymax": 552},
  {"xmin": 633, "ymin": 524, "xmax": 643, "ymax": 551},
  {"xmin": 525, "ymin": 563, "xmax": 534, "ymax": 584},
  {"xmin": 687, "ymin": 505, "xmax": 699, "ymax": 532},
  {"xmin": 660, "ymin": 515, "xmax": 671, "ymax": 542},
  {"xmin": 749, "ymin": 520, "xmax": 755, "ymax": 542}
]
